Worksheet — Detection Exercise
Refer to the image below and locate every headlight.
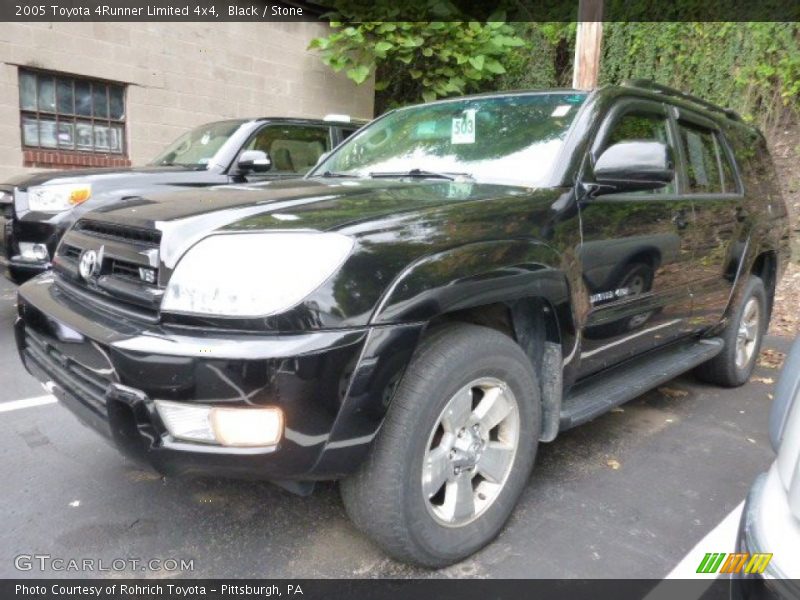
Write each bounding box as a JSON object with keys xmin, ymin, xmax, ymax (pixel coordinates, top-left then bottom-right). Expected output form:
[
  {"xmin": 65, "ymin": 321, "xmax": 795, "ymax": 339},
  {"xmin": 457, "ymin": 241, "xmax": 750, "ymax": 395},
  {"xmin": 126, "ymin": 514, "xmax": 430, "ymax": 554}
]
[
  {"xmin": 27, "ymin": 183, "xmax": 91, "ymax": 212},
  {"xmin": 161, "ymin": 232, "xmax": 354, "ymax": 317},
  {"xmin": 0, "ymin": 190, "xmax": 11, "ymax": 204}
]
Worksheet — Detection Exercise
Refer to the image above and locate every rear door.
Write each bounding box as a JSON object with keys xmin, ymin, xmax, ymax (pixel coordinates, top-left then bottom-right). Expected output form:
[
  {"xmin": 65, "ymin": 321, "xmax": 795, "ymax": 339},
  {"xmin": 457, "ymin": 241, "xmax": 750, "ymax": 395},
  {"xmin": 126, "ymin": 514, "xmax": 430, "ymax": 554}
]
[
  {"xmin": 671, "ymin": 110, "xmax": 743, "ymax": 329},
  {"xmin": 577, "ymin": 98, "xmax": 696, "ymax": 377}
]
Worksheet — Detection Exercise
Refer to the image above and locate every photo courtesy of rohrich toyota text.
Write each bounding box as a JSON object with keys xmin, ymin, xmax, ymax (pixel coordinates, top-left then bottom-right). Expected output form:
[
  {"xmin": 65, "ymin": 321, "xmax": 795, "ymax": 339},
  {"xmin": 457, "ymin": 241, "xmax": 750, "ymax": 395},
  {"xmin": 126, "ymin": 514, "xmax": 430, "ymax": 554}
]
[{"xmin": 0, "ymin": 1, "xmax": 798, "ymax": 598}]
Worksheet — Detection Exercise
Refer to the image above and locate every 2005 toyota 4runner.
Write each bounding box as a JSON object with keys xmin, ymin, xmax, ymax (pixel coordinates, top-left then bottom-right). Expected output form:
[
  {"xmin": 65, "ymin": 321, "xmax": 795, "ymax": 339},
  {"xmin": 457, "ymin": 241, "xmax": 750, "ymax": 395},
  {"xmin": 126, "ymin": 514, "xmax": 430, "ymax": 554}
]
[{"xmin": 15, "ymin": 81, "xmax": 790, "ymax": 567}]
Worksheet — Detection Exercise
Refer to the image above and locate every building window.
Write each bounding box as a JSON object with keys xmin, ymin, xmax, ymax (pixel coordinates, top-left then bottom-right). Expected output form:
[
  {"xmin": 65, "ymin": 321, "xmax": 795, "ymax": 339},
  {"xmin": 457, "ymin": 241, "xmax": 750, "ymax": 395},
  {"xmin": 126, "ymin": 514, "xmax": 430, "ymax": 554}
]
[{"xmin": 18, "ymin": 69, "xmax": 126, "ymax": 156}]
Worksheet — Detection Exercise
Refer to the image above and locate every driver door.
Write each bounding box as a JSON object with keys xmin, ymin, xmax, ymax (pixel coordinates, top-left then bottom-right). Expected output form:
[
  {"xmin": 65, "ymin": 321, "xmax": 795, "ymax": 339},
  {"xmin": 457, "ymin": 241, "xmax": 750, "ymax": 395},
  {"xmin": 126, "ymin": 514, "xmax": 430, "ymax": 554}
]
[{"xmin": 577, "ymin": 98, "xmax": 695, "ymax": 377}]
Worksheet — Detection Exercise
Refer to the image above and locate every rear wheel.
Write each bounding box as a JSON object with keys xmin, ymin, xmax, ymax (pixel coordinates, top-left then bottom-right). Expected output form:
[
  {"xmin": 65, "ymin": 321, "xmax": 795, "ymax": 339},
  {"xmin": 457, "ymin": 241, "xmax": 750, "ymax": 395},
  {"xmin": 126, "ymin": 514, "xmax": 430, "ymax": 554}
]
[
  {"xmin": 340, "ymin": 323, "xmax": 540, "ymax": 567},
  {"xmin": 694, "ymin": 275, "xmax": 766, "ymax": 387}
]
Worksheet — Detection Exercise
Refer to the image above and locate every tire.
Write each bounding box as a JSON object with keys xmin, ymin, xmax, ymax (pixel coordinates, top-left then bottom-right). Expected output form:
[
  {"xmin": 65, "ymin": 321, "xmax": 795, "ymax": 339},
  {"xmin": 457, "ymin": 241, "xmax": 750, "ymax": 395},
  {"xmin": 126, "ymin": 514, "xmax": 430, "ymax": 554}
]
[
  {"xmin": 694, "ymin": 275, "xmax": 767, "ymax": 387},
  {"xmin": 340, "ymin": 323, "xmax": 540, "ymax": 567}
]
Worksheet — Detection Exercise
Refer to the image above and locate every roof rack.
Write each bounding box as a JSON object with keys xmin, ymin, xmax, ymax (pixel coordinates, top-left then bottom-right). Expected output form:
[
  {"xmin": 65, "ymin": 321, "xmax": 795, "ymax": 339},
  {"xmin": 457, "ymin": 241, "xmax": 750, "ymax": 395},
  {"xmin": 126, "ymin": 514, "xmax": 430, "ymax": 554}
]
[{"xmin": 621, "ymin": 79, "xmax": 741, "ymax": 121}]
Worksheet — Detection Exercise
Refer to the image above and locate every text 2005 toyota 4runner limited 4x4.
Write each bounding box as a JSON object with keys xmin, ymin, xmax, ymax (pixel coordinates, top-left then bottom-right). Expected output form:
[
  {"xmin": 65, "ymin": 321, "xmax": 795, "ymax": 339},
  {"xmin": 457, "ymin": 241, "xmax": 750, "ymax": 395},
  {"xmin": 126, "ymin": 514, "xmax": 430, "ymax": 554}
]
[{"xmin": 15, "ymin": 81, "xmax": 790, "ymax": 566}]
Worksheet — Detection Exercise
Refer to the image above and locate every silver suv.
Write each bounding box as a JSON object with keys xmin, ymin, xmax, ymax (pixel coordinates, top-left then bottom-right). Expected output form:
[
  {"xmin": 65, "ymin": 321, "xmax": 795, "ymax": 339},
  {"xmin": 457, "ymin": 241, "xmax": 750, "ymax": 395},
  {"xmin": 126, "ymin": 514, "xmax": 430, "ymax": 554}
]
[{"xmin": 733, "ymin": 336, "xmax": 800, "ymax": 597}]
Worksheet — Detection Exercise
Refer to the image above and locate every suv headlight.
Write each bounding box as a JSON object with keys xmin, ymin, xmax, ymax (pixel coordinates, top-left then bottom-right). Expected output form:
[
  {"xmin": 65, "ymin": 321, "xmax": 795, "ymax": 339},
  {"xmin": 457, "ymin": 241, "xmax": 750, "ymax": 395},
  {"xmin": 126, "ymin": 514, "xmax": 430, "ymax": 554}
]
[
  {"xmin": 28, "ymin": 183, "xmax": 92, "ymax": 212},
  {"xmin": 161, "ymin": 232, "xmax": 354, "ymax": 317}
]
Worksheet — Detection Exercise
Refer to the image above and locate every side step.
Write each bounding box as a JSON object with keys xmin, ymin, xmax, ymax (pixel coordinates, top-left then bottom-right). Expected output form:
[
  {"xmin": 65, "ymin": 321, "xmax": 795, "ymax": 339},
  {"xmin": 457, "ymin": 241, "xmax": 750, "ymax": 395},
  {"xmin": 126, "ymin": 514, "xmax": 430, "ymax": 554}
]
[{"xmin": 559, "ymin": 337, "xmax": 723, "ymax": 431}]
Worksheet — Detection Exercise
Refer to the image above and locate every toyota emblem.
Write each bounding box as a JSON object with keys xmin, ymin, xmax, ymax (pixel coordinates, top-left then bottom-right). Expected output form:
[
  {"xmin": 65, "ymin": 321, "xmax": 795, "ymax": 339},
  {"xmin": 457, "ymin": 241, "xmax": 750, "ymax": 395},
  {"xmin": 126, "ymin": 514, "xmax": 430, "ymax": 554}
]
[{"xmin": 78, "ymin": 249, "xmax": 98, "ymax": 280}]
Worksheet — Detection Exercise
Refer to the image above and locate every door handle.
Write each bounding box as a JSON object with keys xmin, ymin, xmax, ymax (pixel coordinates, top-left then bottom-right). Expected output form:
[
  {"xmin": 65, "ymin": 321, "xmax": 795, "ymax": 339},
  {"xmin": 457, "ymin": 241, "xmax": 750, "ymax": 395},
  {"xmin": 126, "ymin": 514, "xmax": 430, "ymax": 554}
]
[{"xmin": 672, "ymin": 209, "xmax": 689, "ymax": 230}]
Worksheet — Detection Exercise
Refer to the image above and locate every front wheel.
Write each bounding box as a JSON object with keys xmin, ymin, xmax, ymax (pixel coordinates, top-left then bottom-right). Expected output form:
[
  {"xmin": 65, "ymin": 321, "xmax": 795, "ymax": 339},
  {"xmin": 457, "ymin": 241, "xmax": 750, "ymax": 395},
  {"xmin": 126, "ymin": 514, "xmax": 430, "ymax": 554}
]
[{"xmin": 340, "ymin": 323, "xmax": 540, "ymax": 567}]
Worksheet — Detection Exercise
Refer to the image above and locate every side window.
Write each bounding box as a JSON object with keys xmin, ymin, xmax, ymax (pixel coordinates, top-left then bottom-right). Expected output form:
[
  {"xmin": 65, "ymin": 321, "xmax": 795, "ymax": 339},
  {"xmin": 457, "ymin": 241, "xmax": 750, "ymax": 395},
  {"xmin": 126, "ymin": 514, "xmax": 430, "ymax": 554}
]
[
  {"xmin": 600, "ymin": 111, "xmax": 675, "ymax": 194},
  {"xmin": 605, "ymin": 112, "xmax": 671, "ymax": 148},
  {"xmin": 678, "ymin": 122, "xmax": 723, "ymax": 194},
  {"xmin": 341, "ymin": 128, "xmax": 358, "ymax": 141},
  {"xmin": 245, "ymin": 125, "xmax": 331, "ymax": 174}
]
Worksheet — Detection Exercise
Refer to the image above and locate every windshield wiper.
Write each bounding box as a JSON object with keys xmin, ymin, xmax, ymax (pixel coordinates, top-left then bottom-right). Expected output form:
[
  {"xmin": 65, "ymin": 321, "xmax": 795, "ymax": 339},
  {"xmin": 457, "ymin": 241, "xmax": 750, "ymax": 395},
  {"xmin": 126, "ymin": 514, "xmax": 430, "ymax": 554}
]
[
  {"xmin": 319, "ymin": 170, "xmax": 355, "ymax": 178},
  {"xmin": 368, "ymin": 168, "xmax": 473, "ymax": 181}
]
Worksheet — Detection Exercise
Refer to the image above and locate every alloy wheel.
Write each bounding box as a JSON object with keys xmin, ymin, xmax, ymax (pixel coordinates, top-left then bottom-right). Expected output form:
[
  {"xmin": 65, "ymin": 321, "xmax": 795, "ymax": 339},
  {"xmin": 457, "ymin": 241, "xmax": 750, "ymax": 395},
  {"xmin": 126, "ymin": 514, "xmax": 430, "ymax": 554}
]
[
  {"xmin": 735, "ymin": 297, "xmax": 761, "ymax": 370},
  {"xmin": 421, "ymin": 377, "xmax": 520, "ymax": 527}
]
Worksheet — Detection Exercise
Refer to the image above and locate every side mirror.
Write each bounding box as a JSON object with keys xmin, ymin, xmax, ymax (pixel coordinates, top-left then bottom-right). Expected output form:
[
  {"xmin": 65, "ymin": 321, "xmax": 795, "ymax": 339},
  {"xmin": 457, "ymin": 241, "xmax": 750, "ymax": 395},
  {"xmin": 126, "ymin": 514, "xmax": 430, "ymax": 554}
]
[
  {"xmin": 237, "ymin": 150, "xmax": 271, "ymax": 174},
  {"xmin": 592, "ymin": 141, "xmax": 674, "ymax": 195}
]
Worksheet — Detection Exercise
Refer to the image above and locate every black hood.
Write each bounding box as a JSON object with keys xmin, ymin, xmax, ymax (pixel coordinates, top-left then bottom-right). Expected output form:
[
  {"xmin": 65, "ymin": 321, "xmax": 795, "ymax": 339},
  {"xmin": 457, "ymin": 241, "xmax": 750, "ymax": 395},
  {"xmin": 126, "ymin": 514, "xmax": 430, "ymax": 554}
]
[
  {"xmin": 85, "ymin": 176, "xmax": 539, "ymax": 232},
  {"xmin": 83, "ymin": 177, "xmax": 559, "ymax": 270}
]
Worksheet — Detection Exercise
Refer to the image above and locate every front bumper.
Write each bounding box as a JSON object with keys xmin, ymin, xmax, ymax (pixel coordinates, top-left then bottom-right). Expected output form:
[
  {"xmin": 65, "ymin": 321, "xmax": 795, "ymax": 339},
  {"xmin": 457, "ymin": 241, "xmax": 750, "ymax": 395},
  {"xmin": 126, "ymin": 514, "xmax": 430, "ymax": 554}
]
[
  {"xmin": 732, "ymin": 464, "xmax": 800, "ymax": 600},
  {"xmin": 0, "ymin": 209, "xmax": 58, "ymax": 281},
  {"xmin": 15, "ymin": 275, "xmax": 423, "ymax": 484}
]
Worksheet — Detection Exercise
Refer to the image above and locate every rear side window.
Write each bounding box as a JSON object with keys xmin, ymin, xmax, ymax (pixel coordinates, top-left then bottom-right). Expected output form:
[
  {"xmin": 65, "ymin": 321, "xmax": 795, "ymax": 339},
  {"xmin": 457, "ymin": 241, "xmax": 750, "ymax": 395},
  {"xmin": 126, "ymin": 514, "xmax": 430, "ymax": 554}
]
[{"xmin": 678, "ymin": 123, "xmax": 733, "ymax": 194}]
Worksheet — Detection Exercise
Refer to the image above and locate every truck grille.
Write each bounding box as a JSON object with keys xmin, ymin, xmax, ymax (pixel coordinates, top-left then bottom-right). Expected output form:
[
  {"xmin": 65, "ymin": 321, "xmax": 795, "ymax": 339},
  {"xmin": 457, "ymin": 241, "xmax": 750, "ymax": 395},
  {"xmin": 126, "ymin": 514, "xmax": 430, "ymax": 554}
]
[
  {"xmin": 23, "ymin": 329, "xmax": 110, "ymax": 417},
  {"xmin": 56, "ymin": 223, "xmax": 163, "ymax": 320},
  {"xmin": 74, "ymin": 219, "xmax": 161, "ymax": 247},
  {"xmin": 110, "ymin": 257, "xmax": 145, "ymax": 280}
]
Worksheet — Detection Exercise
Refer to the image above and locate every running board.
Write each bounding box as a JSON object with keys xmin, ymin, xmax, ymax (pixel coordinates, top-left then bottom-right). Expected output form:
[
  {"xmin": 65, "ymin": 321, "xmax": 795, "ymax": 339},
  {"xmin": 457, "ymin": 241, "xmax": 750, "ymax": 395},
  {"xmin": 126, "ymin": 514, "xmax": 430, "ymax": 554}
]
[{"xmin": 559, "ymin": 337, "xmax": 724, "ymax": 431}]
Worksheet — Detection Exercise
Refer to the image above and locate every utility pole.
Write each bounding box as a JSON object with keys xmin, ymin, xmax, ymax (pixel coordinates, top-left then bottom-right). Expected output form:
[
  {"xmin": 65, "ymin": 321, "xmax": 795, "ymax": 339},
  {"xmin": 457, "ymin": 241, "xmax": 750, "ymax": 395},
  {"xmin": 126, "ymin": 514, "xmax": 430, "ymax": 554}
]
[{"xmin": 572, "ymin": 0, "xmax": 604, "ymax": 90}]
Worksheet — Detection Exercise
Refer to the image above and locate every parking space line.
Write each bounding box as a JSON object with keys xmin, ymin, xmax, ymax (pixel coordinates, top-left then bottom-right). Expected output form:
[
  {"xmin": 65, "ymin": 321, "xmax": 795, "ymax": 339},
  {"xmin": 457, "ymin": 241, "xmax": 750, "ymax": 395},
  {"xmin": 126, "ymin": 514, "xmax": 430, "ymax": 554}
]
[
  {"xmin": 642, "ymin": 501, "xmax": 744, "ymax": 600},
  {"xmin": 664, "ymin": 501, "xmax": 744, "ymax": 579},
  {"xmin": 0, "ymin": 395, "xmax": 57, "ymax": 413}
]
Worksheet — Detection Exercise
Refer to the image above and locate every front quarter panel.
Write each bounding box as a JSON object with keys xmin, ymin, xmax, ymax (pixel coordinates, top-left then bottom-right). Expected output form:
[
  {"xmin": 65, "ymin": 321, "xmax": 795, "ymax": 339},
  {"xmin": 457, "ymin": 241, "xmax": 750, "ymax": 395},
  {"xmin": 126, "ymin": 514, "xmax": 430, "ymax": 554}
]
[{"xmin": 371, "ymin": 240, "xmax": 570, "ymax": 325}]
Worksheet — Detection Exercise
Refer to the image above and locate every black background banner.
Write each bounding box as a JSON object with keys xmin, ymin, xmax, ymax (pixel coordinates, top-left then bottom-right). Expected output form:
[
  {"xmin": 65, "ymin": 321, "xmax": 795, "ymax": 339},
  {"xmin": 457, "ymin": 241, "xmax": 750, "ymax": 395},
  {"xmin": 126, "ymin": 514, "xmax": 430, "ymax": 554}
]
[
  {"xmin": 0, "ymin": 579, "xmax": 751, "ymax": 600},
  {"xmin": 1, "ymin": 0, "xmax": 799, "ymax": 22}
]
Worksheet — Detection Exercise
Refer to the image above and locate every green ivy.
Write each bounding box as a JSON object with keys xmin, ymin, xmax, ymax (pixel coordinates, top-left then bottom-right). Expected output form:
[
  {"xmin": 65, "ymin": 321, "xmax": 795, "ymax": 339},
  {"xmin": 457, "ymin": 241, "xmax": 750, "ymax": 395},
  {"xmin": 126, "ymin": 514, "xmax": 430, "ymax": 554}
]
[
  {"xmin": 596, "ymin": 22, "xmax": 800, "ymax": 128},
  {"xmin": 308, "ymin": 3, "xmax": 525, "ymax": 110},
  {"xmin": 311, "ymin": 18, "xmax": 800, "ymax": 129}
]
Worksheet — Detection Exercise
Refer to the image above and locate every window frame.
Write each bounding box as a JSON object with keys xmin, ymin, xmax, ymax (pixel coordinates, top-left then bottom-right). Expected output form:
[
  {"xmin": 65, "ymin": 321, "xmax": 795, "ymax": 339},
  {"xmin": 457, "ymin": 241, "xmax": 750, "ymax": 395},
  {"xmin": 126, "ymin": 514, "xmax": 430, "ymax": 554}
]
[
  {"xmin": 668, "ymin": 106, "xmax": 743, "ymax": 198},
  {"xmin": 18, "ymin": 67, "xmax": 127, "ymax": 156},
  {"xmin": 584, "ymin": 97, "xmax": 680, "ymax": 200}
]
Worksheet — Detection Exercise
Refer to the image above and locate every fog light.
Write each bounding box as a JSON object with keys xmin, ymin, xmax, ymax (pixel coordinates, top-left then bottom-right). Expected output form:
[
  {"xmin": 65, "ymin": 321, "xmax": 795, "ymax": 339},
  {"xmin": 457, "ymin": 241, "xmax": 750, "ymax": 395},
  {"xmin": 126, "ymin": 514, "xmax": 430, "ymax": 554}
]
[
  {"xmin": 155, "ymin": 400, "xmax": 215, "ymax": 443},
  {"xmin": 19, "ymin": 242, "xmax": 49, "ymax": 262},
  {"xmin": 154, "ymin": 400, "xmax": 282, "ymax": 447},
  {"xmin": 210, "ymin": 406, "xmax": 283, "ymax": 447}
]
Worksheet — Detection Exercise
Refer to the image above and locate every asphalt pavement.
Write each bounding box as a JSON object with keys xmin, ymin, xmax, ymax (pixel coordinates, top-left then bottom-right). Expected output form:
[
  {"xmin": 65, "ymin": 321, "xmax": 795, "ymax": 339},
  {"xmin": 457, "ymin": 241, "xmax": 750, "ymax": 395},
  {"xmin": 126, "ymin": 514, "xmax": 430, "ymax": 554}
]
[{"xmin": 0, "ymin": 274, "xmax": 791, "ymax": 579}]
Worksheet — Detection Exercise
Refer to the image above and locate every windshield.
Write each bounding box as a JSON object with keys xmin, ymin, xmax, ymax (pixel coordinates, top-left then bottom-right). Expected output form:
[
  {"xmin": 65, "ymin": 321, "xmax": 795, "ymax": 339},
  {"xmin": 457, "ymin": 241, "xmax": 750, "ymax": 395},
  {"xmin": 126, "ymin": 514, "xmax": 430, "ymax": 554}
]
[
  {"xmin": 150, "ymin": 119, "xmax": 247, "ymax": 168},
  {"xmin": 311, "ymin": 92, "xmax": 586, "ymax": 186}
]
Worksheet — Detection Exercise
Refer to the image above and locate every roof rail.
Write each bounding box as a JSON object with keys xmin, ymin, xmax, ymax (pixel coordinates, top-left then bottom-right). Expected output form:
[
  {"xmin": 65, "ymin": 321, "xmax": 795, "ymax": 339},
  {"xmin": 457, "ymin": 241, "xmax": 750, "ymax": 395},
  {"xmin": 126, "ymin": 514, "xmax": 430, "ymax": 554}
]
[{"xmin": 621, "ymin": 79, "xmax": 741, "ymax": 122}]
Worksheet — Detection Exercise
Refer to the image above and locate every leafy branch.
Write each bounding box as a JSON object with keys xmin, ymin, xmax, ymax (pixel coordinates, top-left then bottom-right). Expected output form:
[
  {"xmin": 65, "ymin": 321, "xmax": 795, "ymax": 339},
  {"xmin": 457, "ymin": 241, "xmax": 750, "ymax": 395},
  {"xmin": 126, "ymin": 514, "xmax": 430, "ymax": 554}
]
[{"xmin": 308, "ymin": 8, "xmax": 525, "ymax": 105}]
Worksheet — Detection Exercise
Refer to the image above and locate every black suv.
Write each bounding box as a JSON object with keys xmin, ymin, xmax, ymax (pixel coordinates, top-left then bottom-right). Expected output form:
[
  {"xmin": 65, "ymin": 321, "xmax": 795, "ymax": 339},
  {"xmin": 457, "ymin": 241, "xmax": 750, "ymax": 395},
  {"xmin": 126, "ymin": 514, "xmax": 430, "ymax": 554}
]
[
  {"xmin": 0, "ymin": 116, "xmax": 361, "ymax": 282},
  {"xmin": 15, "ymin": 82, "xmax": 791, "ymax": 567}
]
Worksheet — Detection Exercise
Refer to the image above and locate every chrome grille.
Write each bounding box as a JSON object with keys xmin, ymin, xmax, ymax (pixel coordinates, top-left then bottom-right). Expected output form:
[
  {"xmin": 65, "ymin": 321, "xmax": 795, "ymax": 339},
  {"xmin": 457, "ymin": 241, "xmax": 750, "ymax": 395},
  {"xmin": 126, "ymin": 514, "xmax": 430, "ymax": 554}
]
[
  {"xmin": 110, "ymin": 257, "xmax": 144, "ymax": 280},
  {"xmin": 56, "ymin": 222, "xmax": 163, "ymax": 319},
  {"xmin": 61, "ymin": 244, "xmax": 81, "ymax": 260},
  {"xmin": 74, "ymin": 219, "xmax": 161, "ymax": 247}
]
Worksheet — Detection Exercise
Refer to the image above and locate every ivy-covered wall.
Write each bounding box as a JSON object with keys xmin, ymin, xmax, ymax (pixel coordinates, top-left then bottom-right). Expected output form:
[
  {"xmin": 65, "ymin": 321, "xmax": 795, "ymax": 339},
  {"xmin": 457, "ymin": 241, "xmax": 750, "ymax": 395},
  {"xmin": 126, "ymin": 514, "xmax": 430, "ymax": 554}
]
[{"xmin": 497, "ymin": 22, "xmax": 800, "ymax": 130}]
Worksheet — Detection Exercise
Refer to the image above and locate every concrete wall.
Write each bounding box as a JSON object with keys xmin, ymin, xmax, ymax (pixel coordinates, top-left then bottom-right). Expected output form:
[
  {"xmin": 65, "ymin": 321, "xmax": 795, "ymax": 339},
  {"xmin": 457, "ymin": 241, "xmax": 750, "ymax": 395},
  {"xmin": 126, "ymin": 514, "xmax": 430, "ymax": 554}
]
[{"xmin": 0, "ymin": 22, "xmax": 374, "ymax": 180}]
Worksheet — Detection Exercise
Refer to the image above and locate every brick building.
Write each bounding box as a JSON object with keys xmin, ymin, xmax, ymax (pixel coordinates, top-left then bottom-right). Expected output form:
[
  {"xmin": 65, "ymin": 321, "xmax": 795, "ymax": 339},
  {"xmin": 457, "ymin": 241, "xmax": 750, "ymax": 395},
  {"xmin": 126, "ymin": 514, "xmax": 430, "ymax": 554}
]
[{"xmin": 0, "ymin": 22, "xmax": 374, "ymax": 180}]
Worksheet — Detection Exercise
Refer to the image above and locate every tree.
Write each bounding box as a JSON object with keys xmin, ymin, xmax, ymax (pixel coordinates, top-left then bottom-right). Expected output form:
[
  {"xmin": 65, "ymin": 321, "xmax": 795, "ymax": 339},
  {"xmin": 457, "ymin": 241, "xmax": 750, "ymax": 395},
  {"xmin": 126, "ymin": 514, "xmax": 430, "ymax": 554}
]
[{"xmin": 308, "ymin": 7, "xmax": 525, "ymax": 109}]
